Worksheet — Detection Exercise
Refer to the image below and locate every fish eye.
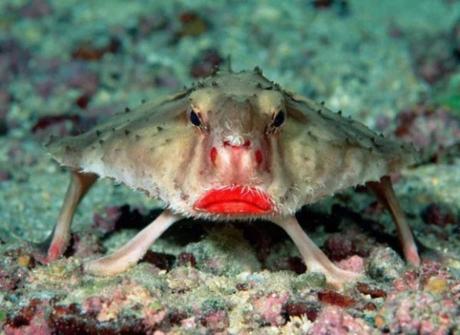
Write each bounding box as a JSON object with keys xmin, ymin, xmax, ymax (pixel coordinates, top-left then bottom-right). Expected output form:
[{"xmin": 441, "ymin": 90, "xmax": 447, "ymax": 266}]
[
  {"xmin": 189, "ymin": 109, "xmax": 202, "ymax": 127},
  {"xmin": 272, "ymin": 110, "xmax": 285, "ymax": 128}
]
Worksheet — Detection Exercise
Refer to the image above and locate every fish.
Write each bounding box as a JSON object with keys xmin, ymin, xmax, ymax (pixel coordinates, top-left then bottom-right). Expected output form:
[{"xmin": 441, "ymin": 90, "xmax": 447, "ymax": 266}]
[{"xmin": 42, "ymin": 66, "xmax": 420, "ymax": 288}]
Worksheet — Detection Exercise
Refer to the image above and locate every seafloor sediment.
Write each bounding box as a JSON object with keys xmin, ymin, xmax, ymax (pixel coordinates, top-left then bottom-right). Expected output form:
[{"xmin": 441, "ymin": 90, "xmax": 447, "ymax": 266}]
[{"xmin": 1, "ymin": 0, "xmax": 460, "ymax": 334}]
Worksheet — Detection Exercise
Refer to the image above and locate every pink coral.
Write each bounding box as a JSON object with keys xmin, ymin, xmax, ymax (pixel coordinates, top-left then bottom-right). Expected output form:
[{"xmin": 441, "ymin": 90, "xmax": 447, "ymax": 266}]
[
  {"xmin": 394, "ymin": 105, "xmax": 460, "ymax": 149},
  {"xmin": 380, "ymin": 291, "xmax": 456, "ymax": 334},
  {"xmin": 82, "ymin": 296, "xmax": 104, "ymax": 316},
  {"xmin": 377, "ymin": 261, "xmax": 460, "ymax": 334},
  {"xmin": 201, "ymin": 310, "xmax": 229, "ymax": 332},
  {"xmin": 308, "ymin": 306, "xmax": 375, "ymax": 335},
  {"xmin": 336, "ymin": 255, "xmax": 364, "ymax": 273},
  {"xmin": 143, "ymin": 308, "xmax": 166, "ymax": 330},
  {"xmin": 4, "ymin": 299, "xmax": 51, "ymax": 335},
  {"xmin": 252, "ymin": 292, "xmax": 289, "ymax": 326}
]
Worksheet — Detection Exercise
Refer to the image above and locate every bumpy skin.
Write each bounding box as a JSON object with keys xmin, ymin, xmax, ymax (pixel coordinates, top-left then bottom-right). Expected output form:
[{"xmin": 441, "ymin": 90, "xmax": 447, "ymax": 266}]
[
  {"xmin": 47, "ymin": 68, "xmax": 416, "ymax": 219},
  {"xmin": 45, "ymin": 67, "xmax": 419, "ymax": 287}
]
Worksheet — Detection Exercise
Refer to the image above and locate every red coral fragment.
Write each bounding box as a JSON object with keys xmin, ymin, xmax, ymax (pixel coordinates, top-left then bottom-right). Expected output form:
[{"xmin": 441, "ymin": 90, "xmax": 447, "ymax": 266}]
[
  {"xmin": 318, "ymin": 290, "xmax": 356, "ymax": 308},
  {"xmin": 72, "ymin": 37, "xmax": 122, "ymax": 61},
  {"xmin": 394, "ymin": 109, "xmax": 418, "ymax": 138},
  {"xmin": 141, "ymin": 250, "xmax": 176, "ymax": 271},
  {"xmin": 313, "ymin": 0, "xmax": 334, "ymax": 8},
  {"xmin": 363, "ymin": 302, "xmax": 377, "ymax": 311},
  {"xmin": 356, "ymin": 282, "xmax": 387, "ymax": 298},
  {"xmin": 284, "ymin": 302, "xmax": 319, "ymax": 321},
  {"xmin": 177, "ymin": 252, "xmax": 196, "ymax": 267},
  {"xmin": 31, "ymin": 114, "xmax": 80, "ymax": 134},
  {"xmin": 235, "ymin": 282, "xmax": 249, "ymax": 291},
  {"xmin": 75, "ymin": 94, "xmax": 91, "ymax": 109}
]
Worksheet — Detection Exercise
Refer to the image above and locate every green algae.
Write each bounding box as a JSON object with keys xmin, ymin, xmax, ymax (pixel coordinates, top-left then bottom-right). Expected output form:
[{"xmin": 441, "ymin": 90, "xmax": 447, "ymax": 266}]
[
  {"xmin": 291, "ymin": 272, "xmax": 327, "ymax": 291},
  {"xmin": 435, "ymin": 74, "xmax": 460, "ymax": 113}
]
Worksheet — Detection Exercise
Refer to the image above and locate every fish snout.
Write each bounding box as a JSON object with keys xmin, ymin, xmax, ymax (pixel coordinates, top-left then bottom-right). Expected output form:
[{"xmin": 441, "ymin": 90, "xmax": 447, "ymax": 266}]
[{"xmin": 209, "ymin": 136, "xmax": 265, "ymax": 180}]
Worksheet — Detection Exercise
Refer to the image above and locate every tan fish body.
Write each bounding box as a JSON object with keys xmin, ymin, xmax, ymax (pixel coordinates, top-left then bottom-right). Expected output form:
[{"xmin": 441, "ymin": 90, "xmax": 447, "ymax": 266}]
[{"xmin": 43, "ymin": 67, "xmax": 420, "ymax": 288}]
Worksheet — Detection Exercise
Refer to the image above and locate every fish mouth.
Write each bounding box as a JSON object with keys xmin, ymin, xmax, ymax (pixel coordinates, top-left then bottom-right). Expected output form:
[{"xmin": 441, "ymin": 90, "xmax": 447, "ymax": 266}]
[{"xmin": 193, "ymin": 186, "xmax": 273, "ymax": 215}]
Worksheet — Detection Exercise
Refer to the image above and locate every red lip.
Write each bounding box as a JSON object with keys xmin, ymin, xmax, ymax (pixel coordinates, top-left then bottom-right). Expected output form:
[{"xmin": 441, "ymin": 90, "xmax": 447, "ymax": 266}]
[{"xmin": 194, "ymin": 186, "xmax": 273, "ymax": 215}]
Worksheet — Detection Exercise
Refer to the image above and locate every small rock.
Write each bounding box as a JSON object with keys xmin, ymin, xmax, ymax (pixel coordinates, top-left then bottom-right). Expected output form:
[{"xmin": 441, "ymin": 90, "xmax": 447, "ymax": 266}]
[
  {"xmin": 201, "ymin": 310, "xmax": 229, "ymax": 332},
  {"xmin": 424, "ymin": 276, "xmax": 448, "ymax": 294},
  {"xmin": 421, "ymin": 203, "xmax": 457, "ymax": 227},
  {"xmin": 324, "ymin": 233, "xmax": 354, "ymax": 261},
  {"xmin": 190, "ymin": 49, "xmax": 223, "ymax": 78},
  {"xmin": 291, "ymin": 272, "xmax": 326, "ymax": 291},
  {"xmin": 17, "ymin": 255, "xmax": 32, "ymax": 268},
  {"xmin": 235, "ymin": 282, "xmax": 249, "ymax": 291},
  {"xmin": 356, "ymin": 282, "xmax": 387, "ymax": 298},
  {"xmin": 177, "ymin": 11, "xmax": 208, "ymax": 38},
  {"xmin": 308, "ymin": 306, "xmax": 374, "ymax": 335},
  {"xmin": 92, "ymin": 206, "xmax": 123, "ymax": 234},
  {"xmin": 75, "ymin": 94, "xmax": 91, "ymax": 109},
  {"xmin": 366, "ymin": 247, "xmax": 405, "ymax": 282},
  {"xmin": 252, "ymin": 292, "xmax": 289, "ymax": 326},
  {"xmin": 363, "ymin": 302, "xmax": 377, "ymax": 311},
  {"xmin": 67, "ymin": 233, "xmax": 103, "ymax": 258},
  {"xmin": 336, "ymin": 255, "xmax": 365, "ymax": 273},
  {"xmin": 142, "ymin": 251, "xmax": 176, "ymax": 271},
  {"xmin": 177, "ymin": 252, "xmax": 196, "ymax": 267},
  {"xmin": 287, "ymin": 256, "xmax": 307, "ymax": 274},
  {"xmin": 285, "ymin": 302, "xmax": 319, "ymax": 321},
  {"xmin": 72, "ymin": 37, "xmax": 122, "ymax": 61}
]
